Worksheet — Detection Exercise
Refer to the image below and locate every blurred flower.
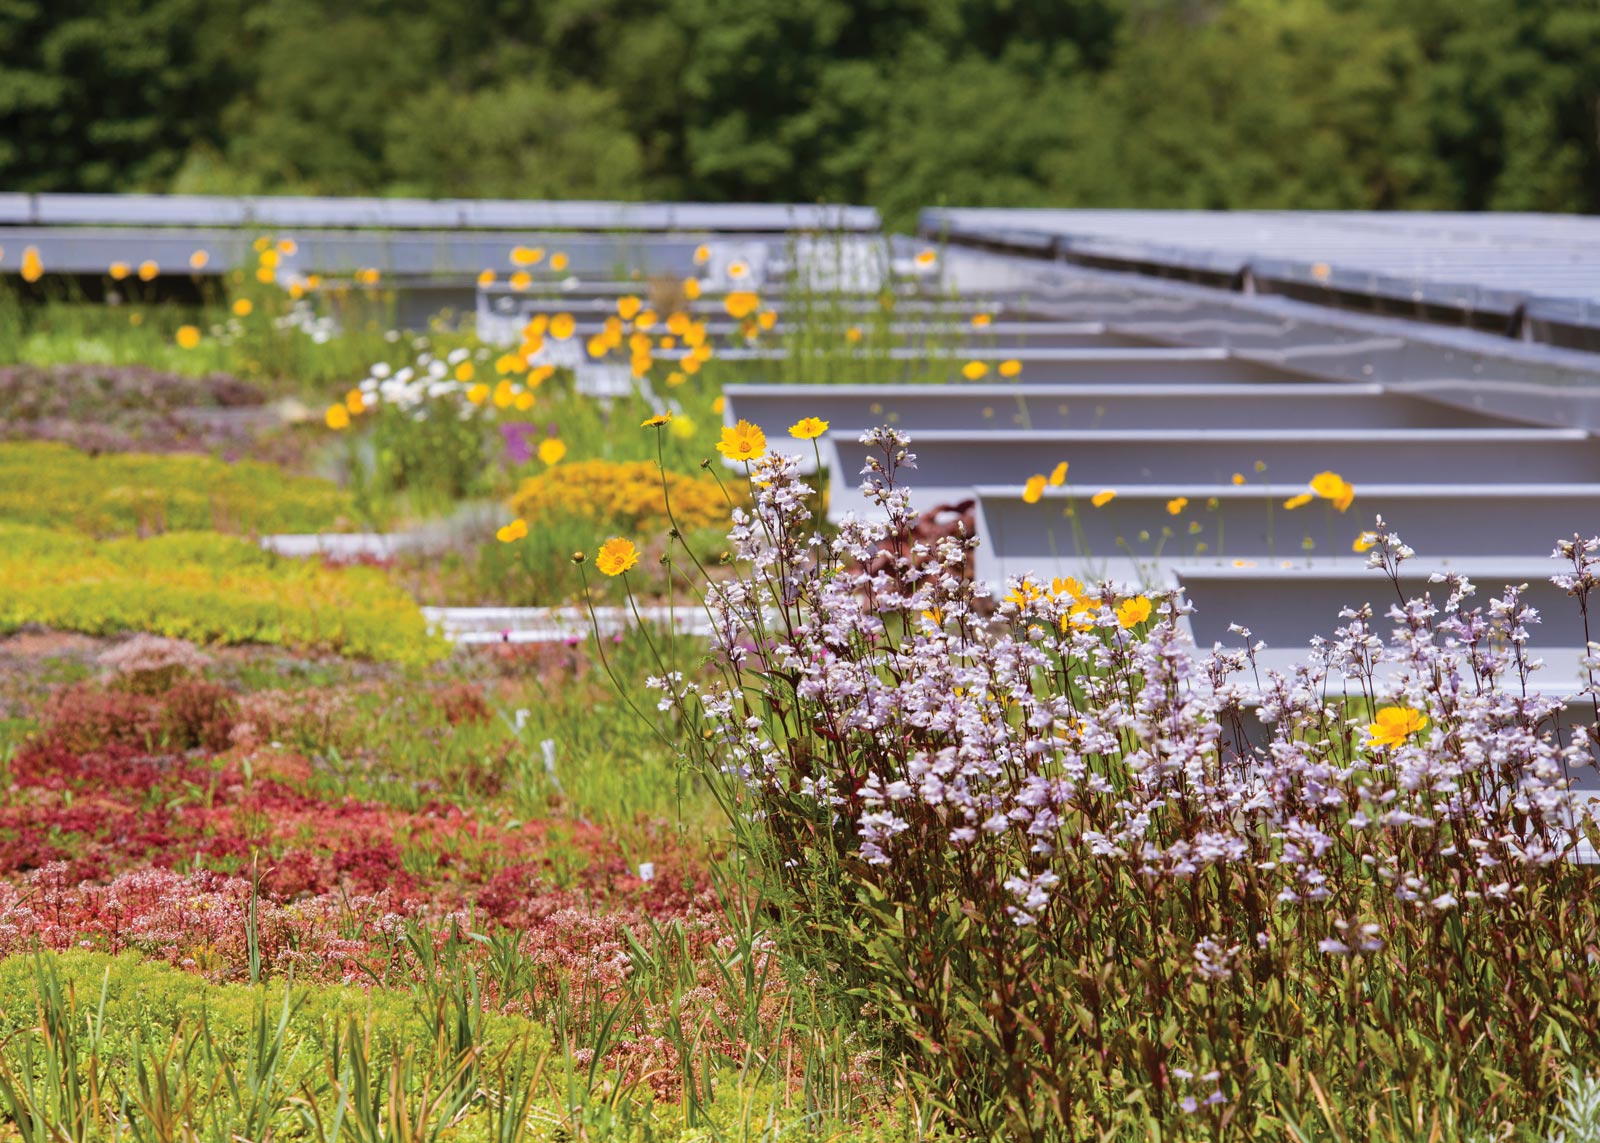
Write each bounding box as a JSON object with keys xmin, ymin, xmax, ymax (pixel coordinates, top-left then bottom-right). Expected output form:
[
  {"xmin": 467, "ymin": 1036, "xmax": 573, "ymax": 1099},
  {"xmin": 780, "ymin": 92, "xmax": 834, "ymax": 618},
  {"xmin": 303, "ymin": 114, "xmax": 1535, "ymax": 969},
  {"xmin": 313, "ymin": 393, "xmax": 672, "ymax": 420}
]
[
  {"xmin": 1049, "ymin": 461, "xmax": 1068, "ymax": 486},
  {"xmin": 962, "ymin": 361, "xmax": 989, "ymax": 381},
  {"xmin": 550, "ymin": 314, "xmax": 575, "ymax": 340},
  {"xmin": 711, "ymin": 396, "xmax": 726, "ymax": 415},
  {"xmin": 999, "ymin": 359, "xmax": 1022, "ymax": 378},
  {"xmin": 846, "ymin": 326, "xmax": 863, "ymax": 344},
  {"xmin": 467, "ymin": 383, "xmax": 490, "ymax": 405},
  {"xmin": 455, "ymin": 361, "xmax": 475, "ymax": 382},
  {"xmin": 683, "ymin": 278, "xmax": 702, "ymax": 300},
  {"xmin": 724, "ymin": 291, "xmax": 760, "ymax": 320},
  {"xmin": 618, "ymin": 296, "xmax": 642, "ymax": 320},
  {"xmin": 496, "ymin": 518, "xmax": 529, "ymax": 543},
  {"xmin": 511, "ymin": 245, "xmax": 544, "ymax": 266},
  {"xmin": 1091, "ymin": 489, "xmax": 1116, "ymax": 508},
  {"xmin": 110, "ymin": 261, "xmax": 130, "ymax": 280},
  {"xmin": 538, "ymin": 438, "xmax": 567, "ymax": 466},
  {"xmin": 478, "ymin": 270, "xmax": 495, "ymax": 287},
  {"xmin": 232, "ymin": 298, "xmax": 253, "ymax": 317},
  {"xmin": 509, "ymin": 271, "xmax": 532, "ymax": 291},
  {"xmin": 138, "ymin": 261, "xmax": 158, "ymax": 282},
  {"xmin": 1283, "ymin": 493, "xmax": 1314, "ymax": 510},
  {"xmin": 345, "ymin": 388, "xmax": 365, "ymax": 414},
  {"xmin": 693, "ymin": 245, "xmax": 710, "ymax": 264},
  {"xmin": 915, "ymin": 249, "xmax": 937, "ymax": 267},
  {"xmin": 1232, "ymin": 473, "xmax": 1246, "ymax": 485},
  {"xmin": 596, "ymin": 537, "xmax": 640, "ymax": 576},
  {"xmin": 1022, "ymin": 475, "xmax": 1047, "ymax": 504},
  {"xmin": 501, "ymin": 423, "xmax": 536, "ymax": 465},
  {"xmin": 1166, "ymin": 496, "xmax": 1188, "ymax": 515},
  {"xmin": 550, "ymin": 252, "xmax": 568, "ymax": 271},
  {"xmin": 972, "ymin": 313, "xmax": 992, "ymax": 328},
  {"xmin": 175, "ymin": 325, "xmax": 201, "ymax": 350},
  {"xmin": 325, "ymin": 404, "xmax": 350, "ymax": 430},
  {"xmin": 758, "ymin": 311, "xmax": 777, "ymax": 331}
]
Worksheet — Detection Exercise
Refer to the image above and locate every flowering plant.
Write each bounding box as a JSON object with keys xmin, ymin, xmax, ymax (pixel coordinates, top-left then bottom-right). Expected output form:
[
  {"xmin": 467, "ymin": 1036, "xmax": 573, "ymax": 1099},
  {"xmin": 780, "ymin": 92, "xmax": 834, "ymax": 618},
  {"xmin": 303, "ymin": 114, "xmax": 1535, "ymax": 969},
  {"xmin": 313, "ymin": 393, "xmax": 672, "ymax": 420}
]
[{"xmin": 637, "ymin": 425, "xmax": 1600, "ymax": 1139}]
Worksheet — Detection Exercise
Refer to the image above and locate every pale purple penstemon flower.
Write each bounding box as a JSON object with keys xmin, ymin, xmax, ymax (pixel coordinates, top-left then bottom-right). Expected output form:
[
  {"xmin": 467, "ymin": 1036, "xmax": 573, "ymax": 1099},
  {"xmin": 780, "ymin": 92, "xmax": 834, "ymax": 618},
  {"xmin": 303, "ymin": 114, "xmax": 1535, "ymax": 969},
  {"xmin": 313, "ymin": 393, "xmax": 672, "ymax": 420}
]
[{"xmin": 644, "ymin": 426, "xmax": 1600, "ymax": 1124}]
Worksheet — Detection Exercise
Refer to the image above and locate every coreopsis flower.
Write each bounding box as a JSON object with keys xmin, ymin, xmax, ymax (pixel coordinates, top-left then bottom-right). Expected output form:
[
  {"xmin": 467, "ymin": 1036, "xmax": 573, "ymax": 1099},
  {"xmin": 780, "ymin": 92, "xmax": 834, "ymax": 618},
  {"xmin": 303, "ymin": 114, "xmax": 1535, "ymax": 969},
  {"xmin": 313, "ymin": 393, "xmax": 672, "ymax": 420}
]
[
  {"xmin": 514, "ymin": 391, "xmax": 535, "ymax": 410},
  {"xmin": 511, "ymin": 245, "xmax": 544, "ymax": 266},
  {"xmin": 109, "ymin": 261, "xmax": 130, "ymax": 280},
  {"xmin": 467, "ymin": 383, "xmax": 490, "ymax": 405},
  {"xmin": 356, "ymin": 268, "xmax": 380, "ymax": 285},
  {"xmin": 711, "ymin": 396, "xmax": 726, "ymax": 415},
  {"xmin": 1049, "ymin": 461, "xmax": 1068, "ymax": 486},
  {"xmin": 683, "ymin": 278, "xmax": 702, "ymax": 300},
  {"xmin": 138, "ymin": 261, "xmax": 158, "ymax": 281},
  {"xmin": 1284, "ymin": 493, "xmax": 1314, "ymax": 510},
  {"xmin": 509, "ymin": 271, "xmax": 532, "ymax": 291},
  {"xmin": 1022, "ymin": 475, "xmax": 1047, "ymax": 504},
  {"xmin": 728, "ymin": 260, "xmax": 749, "ymax": 280},
  {"xmin": 478, "ymin": 270, "xmax": 495, "ymax": 286},
  {"xmin": 1117, "ymin": 596, "xmax": 1153, "ymax": 628},
  {"xmin": 1050, "ymin": 576, "xmax": 1082, "ymax": 599},
  {"xmin": 915, "ymin": 249, "xmax": 937, "ymax": 267},
  {"xmin": 1167, "ymin": 496, "xmax": 1188, "ymax": 515},
  {"xmin": 277, "ymin": 239, "xmax": 297, "ymax": 255},
  {"xmin": 1091, "ymin": 489, "xmax": 1116, "ymax": 508},
  {"xmin": 252, "ymin": 237, "xmax": 271, "ymax": 253},
  {"xmin": 642, "ymin": 412, "xmax": 673, "ymax": 428},
  {"xmin": 1231, "ymin": 472, "xmax": 1246, "ymax": 485},
  {"xmin": 550, "ymin": 314, "xmax": 575, "ymax": 340},
  {"xmin": 758, "ymin": 311, "xmax": 777, "ymax": 331},
  {"xmin": 596, "ymin": 537, "xmax": 640, "ymax": 576},
  {"xmin": 259, "ymin": 250, "xmax": 280, "ymax": 269},
  {"xmin": 189, "ymin": 250, "xmax": 209, "ymax": 270},
  {"xmin": 788, "ymin": 417, "xmax": 828, "ymax": 440},
  {"xmin": 717, "ymin": 419, "xmax": 766, "ymax": 462},
  {"xmin": 618, "ymin": 296, "xmax": 642, "ymax": 320},
  {"xmin": 999, "ymin": 359, "xmax": 1022, "ymax": 378},
  {"xmin": 538, "ymin": 438, "xmax": 567, "ymax": 466},
  {"xmin": 1311, "ymin": 470, "xmax": 1355, "ymax": 512},
  {"xmin": 455, "ymin": 361, "xmax": 475, "ymax": 382},
  {"xmin": 724, "ymin": 291, "xmax": 760, "ymax": 319},
  {"xmin": 693, "ymin": 244, "xmax": 710, "ymax": 264},
  {"xmin": 972, "ymin": 313, "xmax": 992, "ymax": 328},
  {"xmin": 495, "ymin": 518, "xmax": 528, "ymax": 543},
  {"xmin": 1353, "ymin": 531, "xmax": 1377, "ymax": 553},
  {"xmin": 550, "ymin": 252, "xmax": 568, "ymax": 271},
  {"xmin": 325, "ymin": 404, "xmax": 350, "ymax": 430},
  {"xmin": 962, "ymin": 361, "xmax": 990, "ymax": 381},
  {"xmin": 345, "ymin": 389, "xmax": 365, "ymax": 414},
  {"xmin": 232, "ymin": 298, "xmax": 253, "ymax": 317},
  {"xmin": 1367, "ymin": 706, "xmax": 1427, "ymax": 748},
  {"xmin": 175, "ymin": 325, "xmax": 201, "ymax": 349}
]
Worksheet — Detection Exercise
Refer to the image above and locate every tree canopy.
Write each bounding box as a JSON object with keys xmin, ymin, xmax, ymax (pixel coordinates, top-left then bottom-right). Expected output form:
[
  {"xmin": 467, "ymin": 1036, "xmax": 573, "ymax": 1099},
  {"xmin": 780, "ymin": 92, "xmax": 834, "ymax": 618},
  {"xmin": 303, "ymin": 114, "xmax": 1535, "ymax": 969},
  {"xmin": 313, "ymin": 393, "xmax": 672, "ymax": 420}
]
[{"xmin": 3, "ymin": 0, "xmax": 1597, "ymax": 227}]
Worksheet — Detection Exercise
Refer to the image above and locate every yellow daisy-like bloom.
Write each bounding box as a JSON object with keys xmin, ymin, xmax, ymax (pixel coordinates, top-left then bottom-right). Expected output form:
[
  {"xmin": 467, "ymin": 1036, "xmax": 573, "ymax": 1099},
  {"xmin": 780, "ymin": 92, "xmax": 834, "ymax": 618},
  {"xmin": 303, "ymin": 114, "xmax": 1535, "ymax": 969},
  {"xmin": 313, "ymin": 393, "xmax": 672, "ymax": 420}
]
[
  {"xmin": 109, "ymin": 261, "xmax": 130, "ymax": 280},
  {"xmin": 356, "ymin": 268, "xmax": 380, "ymax": 286},
  {"xmin": 1353, "ymin": 531, "xmax": 1378, "ymax": 553},
  {"xmin": 175, "ymin": 325, "xmax": 201, "ymax": 350},
  {"xmin": 789, "ymin": 416, "xmax": 828, "ymax": 440},
  {"xmin": 325, "ymin": 404, "xmax": 350, "ymax": 430},
  {"xmin": 1061, "ymin": 598, "xmax": 1098, "ymax": 632},
  {"xmin": 494, "ymin": 353, "xmax": 520, "ymax": 374},
  {"xmin": 998, "ymin": 359, "xmax": 1022, "ymax": 379},
  {"xmin": 549, "ymin": 313, "xmax": 575, "ymax": 341},
  {"xmin": 717, "ymin": 419, "xmax": 766, "ymax": 462},
  {"xmin": 1048, "ymin": 461, "xmax": 1068, "ymax": 487},
  {"xmin": 1022, "ymin": 475, "xmax": 1046, "ymax": 504},
  {"xmin": 255, "ymin": 267, "xmax": 275, "ymax": 284},
  {"xmin": 511, "ymin": 245, "xmax": 544, "ymax": 267},
  {"xmin": 711, "ymin": 396, "xmax": 726, "ymax": 415},
  {"xmin": 693, "ymin": 244, "xmax": 711, "ymax": 265},
  {"xmin": 642, "ymin": 412, "xmax": 673, "ymax": 428},
  {"xmin": 915, "ymin": 249, "xmax": 937, "ymax": 267},
  {"xmin": 1091, "ymin": 489, "xmax": 1116, "ymax": 508},
  {"xmin": 466, "ymin": 383, "xmax": 490, "ymax": 405},
  {"xmin": 972, "ymin": 313, "xmax": 992, "ymax": 328},
  {"xmin": 669, "ymin": 415, "xmax": 696, "ymax": 440},
  {"xmin": 845, "ymin": 326, "xmax": 863, "ymax": 344},
  {"xmin": 666, "ymin": 312, "xmax": 691, "ymax": 337},
  {"xmin": 962, "ymin": 361, "xmax": 990, "ymax": 381},
  {"xmin": 493, "ymin": 380, "xmax": 516, "ymax": 408},
  {"xmin": 259, "ymin": 249, "xmax": 280, "ymax": 269},
  {"xmin": 618, "ymin": 296, "xmax": 642, "ymax": 320},
  {"xmin": 666, "ymin": 371, "xmax": 686, "ymax": 387},
  {"xmin": 538, "ymin": 438, "xmax": 567, "ymax": 466},
  {"xmin": 683, "ymin": 358, "xmax": 702, "ymax": 376},
  {"xmin": 455, "ymin": 361, "xmax": 475, "ymax": 382},
  {"xmin": 1283, "ymin": 492, "xmax": 1314, "ymax": 510},
  {"xmin": 528, "ymin": 365, "xmax": 555, "ymax": 386},
  {"xmin": 1310, "ymin": 471, "xmax": 1355, "ymax": 512},
  {"xmin": 550, "ymin": 252, "xmax": 568, "ymax": 272},
  {"xmin": 278, "ymin": 239, "xmax": 297, "ymax": 255},
  {"xmin": 138, "ymin": 261, "xmax": 159, "ymax": 281},
  {"xmin": 922, "ymin": 606, "xmax": 945, "ymax": 626},
  {"xmin": 189, "ymin": 250, "xmax": 209, "ymax": 270},
  {"xmin": 478, "ymin": 270, "xmax": 495, "ymax": 287},
  {"xmin": 1231, "ymin": 473, "xmax": 1246, "ymax": 485},
  {"xmin": 683, "ymin": 278, "xmax": 702, "ymax": 300},
  {"xmin": 727, "ymin": 260, "xmax": 749, "ymax": 280},
  {"xmin": 724, "ymin": 291, "xmax": 760, "ymax": 320},
  {"xmin": 515, "ymin": 391, "xmax": 535, "ymax": 411},
  {"xmin": 1166, "ymin": 496, "xmax": 1188, "ymax": 516},
  {"xmin": 232, "ymin": 298, "xmax": 253, "ymax": 317},
  {"xmin": 596, "ymin": 537, "xmax": 640, "ymax": 576},
  {"xmin": 636, "ymin": 309, "xmax": 659, "ymax": 330},
  {"xmin": 758, "ymin": 310, "xmax": 777, "ymax": 331},
  {"xmin": 586, "ymin": 334, "xmax": 609, "ymax": 360},
  {"xmin": 495, "ymin": 518, "xmax": 528, "ymax": 543},
  {"xmin": 1004, "ymin": 578, "xmax": 1043, "ymax": 608},
  {"xmin": 1117, "ymin": 596, "xmax": 1153, "ymax": 628},
  {"xmin": 509, "ymin": 271, "xmax": 533, "ymax": 291},
  {"xmin": 345, "ymin": 388, "xmax": 365, "ymax": 414},
  {"xmin": 252, "ymin": 237, "xmax": 271, "ymax": 253},
  {"xmin": 1367, "ymin": 705, "xmax": 1426, "ymax": 748},
  {"xmin": 1051, "ymin": 576, "xmax": 1083, "ymax": 599}
]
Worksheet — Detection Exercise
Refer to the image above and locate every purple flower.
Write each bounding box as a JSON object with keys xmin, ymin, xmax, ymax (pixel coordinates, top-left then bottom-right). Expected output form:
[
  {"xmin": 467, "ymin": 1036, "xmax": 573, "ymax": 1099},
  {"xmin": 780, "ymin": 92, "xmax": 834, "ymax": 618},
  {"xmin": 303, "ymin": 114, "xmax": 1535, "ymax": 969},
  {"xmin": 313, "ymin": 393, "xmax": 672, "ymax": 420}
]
[{"xmin": 500, "ymin": 422, "xmax": 537, "ymax": 465}]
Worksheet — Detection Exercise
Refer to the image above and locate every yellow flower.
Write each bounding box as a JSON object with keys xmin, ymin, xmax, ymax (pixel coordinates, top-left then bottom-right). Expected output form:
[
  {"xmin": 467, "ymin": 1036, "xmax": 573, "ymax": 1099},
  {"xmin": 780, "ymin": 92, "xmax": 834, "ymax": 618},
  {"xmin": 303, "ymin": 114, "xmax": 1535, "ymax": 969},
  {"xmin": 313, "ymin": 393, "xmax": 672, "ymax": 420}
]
[
  {"xmin": 1353, "ymin": 531, "xmax": 1378, "ymax": 553},
  {"xmin": 642, "ymin": 412, "xmax": 673, "ymax": 428},
  {"xmin": 495, "ymin": 518, "xmax": 529, "ymax": 543},
  {"xmin": 466, "ymin": 383, "xmax": 489, "ymax": 404},
  {"xmin": 596, "ymin": 537, "xmax": 640, "ymax": 576},
  {"xmin": 668, "ymin": 415, "xmax": 696, "ymax": 440},
  {"xmin": 1367, "ymin": 706, "xmax": 1427, "ymax": 748},
  {"xmin": 586, "ymin": 334, "xmax": 609, "ymax": 359},
  {"xmin": 138, "ymin": 261, "xmax": 158, "ymax": 281},
  {"xmin": 1166, "ymin": 496, "xmax": 1188, "ymax": 516},
  {"xmin": 345, "ymin": 388, "xmax": 365, "ymax": 414},
  {"xmin": 514, "ymin": 391, "xmax": 535, "ymax": 411},
  {"xmin": 1116, "ymin": 596, "xmax": 1153, "ymax": 628},
  {"xmin": 356, "ymin": 268, "xmax": 380, "ymax": 285},
  {"xmin": 277, "ymin": 239, "xmax": 297, "ymax": 255},
  {"xmin": 109, "ymin": 261, "xmax": 130, "ymax": 280},
  {"xmin": 252, "ymin": 237, "xmax": 271, "ymax": 253},
  {"xmin": 255, "ymin": 267, "xmax": 275, "ymax": 284},
  {"xmin": 175, "ymin": 325, "xmax": 201, "ymax": 350},
  {"xmin": 1308, "ymin": 470, "xmax": 1356, "ymax": 512},
  {"xmin": 1091, "ymin": 489, "xmax": 1116, "ymax": 508},
  {"xmin": 711, "ymin": 395, "xmax": 726, "ymax": 415},
  {"xmin": 325, "ymin": 404, "xmax": 350, "ymax": 430},
  {"xmin": 550, "ymin": 313, "xmax": 575, "ymax": 340},
  {"xmin": 962, "ymin": 361, "xmax": 989, "ymax": 381},
  {"xmin": 728, "ymin": 259, "xmax": 749, "ymax": 280},
  {"xmin": 758, "ymin": 310, "xmax": 777, "ymax": 331},
  {"xmin": 693, "ymin": 244, "xmax": 710, "ymax": 264},
  {"xmin": 998, "ymin": 359, "xmax": 1022, "ymax": 379},
  {"xmin": 1231, "ymin": 473, "xmax": 1246, "ymax": 485},
  {"xmin": 455, "ymin": 361, "xmax": 475, "ymax": 382},
  {"xmin": 189, "ymin": 250, "xmax": 209, "ymax": 270},
  {"xmin": 528, "ymin": 365, "xmax": 555, "ymax": 386},
  {"xmin": 683, "ymin": 277, "xmax": 702, "ymax": 300},
  {"xmin": 1004, "ymin": 579, "xmax": 1042, "ymax": 608},
  {"xmin": 845, "ymin": 326, "xmax": 863, "ymax": 344},
  {"xmin": 1061, "ymin": 598, "xmax": 1098, "ymax": 631},
  {"xmin": 665, "ymin": 371, "xmax": 686, "ymax": 387},
  {"xmin": 724, "ymin": 291, "xmax": 760, "ymax": 319},
  {"xmin": 972, "ymin": 313, "xmax": 992, "ymax": 328},
  {"xmin": 1283, "ymin": 493, "xmax": 1314, "ymax": 510},
  {"xmin": 922, "ymin": 606, "xmax": 945, "ymax": 625},
  {"xmin": 259, "ymin": 249, "xmax": 279, "ymax": 269},
  {"xmin": 789, "ymin": 416, "xmax": 829, "ymax": 440},
  {"xmin": 550, "ymin": 252, "xmax": 568, "ymax": 271},
  {"xmin": 666, "ymin": 312, "xmax": 691, "ymax": 337},
  {"xmin": 1048, "ymin": 461, "xmax": 1068, "ymax": 487},
  {"xmin": 511, "ymin": 245, "xmax": 544, "ymax": 266},
  {"xmin": 478, "ymin": 270, "xmax": 495, "ymax": 287},
  {"xmin": 618, "ymin": 295, "xmax": 642, "ymax": 320},
  {"xmin": 494, "ymin": 380, "xmax": 515, "ymax": 408},
  {"xmin": 538, "ymin": 438, "xmax": 567, "ymax": 466},
  {"xmin": 509, "ymin": 271, "xmax": 532, "ymax": 291},
  {"xmin": 1051, "ymin": 576, "xmax": 1083, "ymax": 599},
  {"xmin": 232, "ymin": 298, "xmax": 253, "ymax": 317},
  {"xmin": 717, "ymin": 419, "xmax": 766, "ymax": 462},
  {"xmin": 1022, "ymin": 475, "xmax": 1047, "ymax": 504}
]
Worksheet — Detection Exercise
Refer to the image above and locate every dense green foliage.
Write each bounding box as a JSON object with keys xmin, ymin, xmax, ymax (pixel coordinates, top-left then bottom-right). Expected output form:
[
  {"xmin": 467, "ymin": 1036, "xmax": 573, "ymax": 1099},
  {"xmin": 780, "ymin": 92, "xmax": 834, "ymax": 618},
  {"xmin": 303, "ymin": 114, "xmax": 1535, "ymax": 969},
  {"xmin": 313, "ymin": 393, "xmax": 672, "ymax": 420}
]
[{"xmin": 3, "ymin": 0, "xmax": 1598, "ymax": 226}]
